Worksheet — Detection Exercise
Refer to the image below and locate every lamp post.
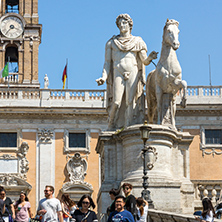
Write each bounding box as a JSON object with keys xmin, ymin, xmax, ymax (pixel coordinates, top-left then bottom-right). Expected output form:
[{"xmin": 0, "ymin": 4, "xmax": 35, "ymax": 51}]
[{"xmin": 139, "ymin": 121, "xmax": 155, "ymax": 209}]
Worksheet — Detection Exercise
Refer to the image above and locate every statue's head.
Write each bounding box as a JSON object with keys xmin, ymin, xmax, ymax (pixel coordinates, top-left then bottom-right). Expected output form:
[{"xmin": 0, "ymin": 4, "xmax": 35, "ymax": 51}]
[
  {"xmin": 163, "ymin": 18, "xmax": 180, "ymax": 50},
  {"xmin": 116, "ymin": 14, "xmax": 133, "ymax": 33}
]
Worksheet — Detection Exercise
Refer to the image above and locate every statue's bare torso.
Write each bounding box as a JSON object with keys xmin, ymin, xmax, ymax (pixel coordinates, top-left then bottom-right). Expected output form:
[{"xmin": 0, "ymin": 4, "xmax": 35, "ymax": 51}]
[{"xmin": 96, "ymin": 14, "xmax": 157, "ymax": 129}]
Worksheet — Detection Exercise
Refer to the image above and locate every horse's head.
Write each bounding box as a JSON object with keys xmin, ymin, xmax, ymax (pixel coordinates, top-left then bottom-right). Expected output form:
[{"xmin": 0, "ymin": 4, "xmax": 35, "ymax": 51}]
[{"xmin": 163, "ymin": 19, "xmax": 180, "ymax": 50}]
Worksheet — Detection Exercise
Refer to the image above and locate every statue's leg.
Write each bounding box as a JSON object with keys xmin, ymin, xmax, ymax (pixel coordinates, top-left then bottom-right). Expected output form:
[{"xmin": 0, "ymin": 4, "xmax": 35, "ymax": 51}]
[
  {"xmin": 108, "ymin": 74, "xmax": 125, "ymax": 129},
  {"xmin": 146, "ymin": 71, "xmax": 156, "ymax": 124},
  {"xmin": 156, "ymin": 84, "xmax": 162, "ymax": 124},
  {"xmin": 180, "ymin": 80, "xmax": 187, "ymax": 108},
  {"xmin": 172, "ymin": 95, "xmax": 177, "ymax": 127},
  {"xmin": 174, "ymin": 78, "xmax": 187, "ymax": 108},
  {"xmin": 147, "ymin": 94, "xmax": 156, "ymax": 124},
  {"xmin": 125, "ymin": 70, "xmax": 138, "ymax": 127}
]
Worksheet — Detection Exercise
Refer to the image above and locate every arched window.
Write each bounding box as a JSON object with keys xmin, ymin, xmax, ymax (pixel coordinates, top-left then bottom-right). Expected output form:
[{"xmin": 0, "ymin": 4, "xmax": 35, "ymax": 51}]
[
  {"xmin": 5, "ymin": 45, "xmax": 18, "ymax": 73},
  {"xmin": 6, "ymin": 0, "xmax": 19, "ymax": 14}
]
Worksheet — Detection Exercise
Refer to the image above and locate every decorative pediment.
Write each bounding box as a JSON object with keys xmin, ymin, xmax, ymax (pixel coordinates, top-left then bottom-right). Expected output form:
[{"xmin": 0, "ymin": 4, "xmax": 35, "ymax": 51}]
[
  {"xmin": 0, "ymin": 174, "xmax": 32, "ymax": 191},
  {"xmin": 61, "ymin": 182, "xmax": 93, "ymax": 201}
]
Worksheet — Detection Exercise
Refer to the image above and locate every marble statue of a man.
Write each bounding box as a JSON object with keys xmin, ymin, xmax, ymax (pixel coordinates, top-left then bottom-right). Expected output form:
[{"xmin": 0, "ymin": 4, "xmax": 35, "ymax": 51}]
[
  {"xmin": 96, "ymin": 14, "xmax": 157, "ymax": 130},
  {"xmin": 44, "ymin": 74, "xmax": 49, "ymax": 89}
]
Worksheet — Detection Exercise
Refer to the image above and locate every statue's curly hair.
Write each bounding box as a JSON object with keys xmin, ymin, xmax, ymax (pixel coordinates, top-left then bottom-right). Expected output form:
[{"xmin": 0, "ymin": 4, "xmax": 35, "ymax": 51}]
[{"xmin": 116, "ymin": 14, "xmax": 133, "ymax": 32}]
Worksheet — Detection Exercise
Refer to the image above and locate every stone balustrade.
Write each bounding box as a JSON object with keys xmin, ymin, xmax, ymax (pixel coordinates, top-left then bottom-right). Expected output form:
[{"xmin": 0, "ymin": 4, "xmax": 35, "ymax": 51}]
[
  {"xmin": 0, "ymin": 88, "xmax": 106, "ymax": 108},
  {"xmin": 187, "ymin": 86, "xmax": 222, "ymax": 96},
  {"xmin": 192, "ymin": 180, "xmax": 222, "ymax": 210},
  {"xmin": 3, "ymin": 73, "xmax": 19, "ymax": 83},
  {"xmin": 176, "ymin": 85, "xmax": 222, "ymax": 105},
  {"xmin": 0, "ymin": 86, "xmax": 220, "ymax": 108}
]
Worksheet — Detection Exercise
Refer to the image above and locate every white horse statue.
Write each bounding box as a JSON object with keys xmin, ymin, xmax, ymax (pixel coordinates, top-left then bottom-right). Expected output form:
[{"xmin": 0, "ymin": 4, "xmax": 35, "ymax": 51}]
[{"xmin": 146, "ymin": 19, "xmax": 187, "ymax": 128}]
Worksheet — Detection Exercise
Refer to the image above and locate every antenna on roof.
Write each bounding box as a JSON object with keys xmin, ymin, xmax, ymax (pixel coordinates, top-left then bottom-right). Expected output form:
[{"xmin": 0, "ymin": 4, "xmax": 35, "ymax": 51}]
[
  {"xmin": 208, "ymin": 55, "xmax": 212, "ymax": 95},
  {"xmin": 208, "ymin": 55, "xmax": 212, "ymax": 87}
]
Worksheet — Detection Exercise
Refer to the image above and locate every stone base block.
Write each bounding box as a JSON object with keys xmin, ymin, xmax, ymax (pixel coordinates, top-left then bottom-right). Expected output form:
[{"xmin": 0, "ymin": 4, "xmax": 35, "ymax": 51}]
[{"xmin": 96, "ymin": 124, "xmax": 194, "ymax": 214}]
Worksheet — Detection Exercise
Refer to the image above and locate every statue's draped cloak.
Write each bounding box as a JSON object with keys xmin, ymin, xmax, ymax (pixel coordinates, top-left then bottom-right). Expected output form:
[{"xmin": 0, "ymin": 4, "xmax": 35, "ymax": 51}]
[{"xmin": 106, "ymin": 35, "xmax": 147, "ymax": 114}]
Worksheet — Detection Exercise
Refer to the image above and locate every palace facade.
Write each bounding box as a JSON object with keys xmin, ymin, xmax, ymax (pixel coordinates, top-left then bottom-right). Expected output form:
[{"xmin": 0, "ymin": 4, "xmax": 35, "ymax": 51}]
[{"xmin": 0, "ymin": 0, "xmax": 221, "ymax": 214}]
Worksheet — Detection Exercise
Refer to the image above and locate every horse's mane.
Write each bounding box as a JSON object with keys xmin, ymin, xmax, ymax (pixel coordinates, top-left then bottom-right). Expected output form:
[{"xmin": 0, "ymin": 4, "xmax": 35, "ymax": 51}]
[{"xmin": 165, "ymin": 19, "xmax": 179, "ymax": 27}]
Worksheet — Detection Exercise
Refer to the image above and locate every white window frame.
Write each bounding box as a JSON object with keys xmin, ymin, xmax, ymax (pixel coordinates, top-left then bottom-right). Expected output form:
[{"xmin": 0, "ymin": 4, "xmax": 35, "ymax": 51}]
[
  {"xmin": 64, "ymin": 129, "xmax": 90, "ymax": 154},
  {"xmin": 200, "ymin": 126, "xmax": 222, "ymax": 156}
]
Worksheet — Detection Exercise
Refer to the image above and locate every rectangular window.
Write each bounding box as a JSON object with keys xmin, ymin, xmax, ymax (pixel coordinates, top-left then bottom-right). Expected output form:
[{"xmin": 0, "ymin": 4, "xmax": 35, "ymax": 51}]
[
  {"xmin": 69, "ymin": 133, "xmax": 86, "ymax": 148},
  {"xmin": 205, "ymin": 129, "xmax": 222, "ymax": 144},
  {"xmin": 0, "ymin": 133, "xmax": 17, "ymax": 147}
]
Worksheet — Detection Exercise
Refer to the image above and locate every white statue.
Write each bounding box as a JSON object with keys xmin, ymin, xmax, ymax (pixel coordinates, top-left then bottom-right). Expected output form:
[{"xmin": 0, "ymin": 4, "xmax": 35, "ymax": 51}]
[
  {"xmin": 146, "ymin": 19, "xmax": 187, "ymax": 128},
  {"xmin": 96, "ymin": 14, "xmax": 157, "ymax": 130},
  {"xmin": 44, "ymin": 74, "xmax": 49, "ymax": 89}
]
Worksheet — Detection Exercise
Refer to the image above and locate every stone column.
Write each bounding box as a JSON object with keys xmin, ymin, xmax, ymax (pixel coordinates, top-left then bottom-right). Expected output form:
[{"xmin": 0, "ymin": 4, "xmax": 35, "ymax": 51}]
[
  {"xmin": 19, "ymin": 0, "xmax": 24, "ymax": 16},
  {"xmin": 1, "ymin": 0, "xmax": 5, "ymax": 15},
  {"xmin": 24, "ymin": 0, "xmax": 31, "ymax": 24},
  {"xmin": 36, "ymin": 129, "xmax": 55, "ymax": 201},
  {"xmin": 23, "ymin": 39, "xmax": 31, "ymax": 84},
  {"xmin": 32, "ymin": 40, "xmax": 39, "ymax": 84},
  {"xmin": 18, "ymin": 44, "xmax": 24, "ymax": 84},
  {"xmin": 32, "ymin": 0, "xmax": 39, "ymax": 24}
]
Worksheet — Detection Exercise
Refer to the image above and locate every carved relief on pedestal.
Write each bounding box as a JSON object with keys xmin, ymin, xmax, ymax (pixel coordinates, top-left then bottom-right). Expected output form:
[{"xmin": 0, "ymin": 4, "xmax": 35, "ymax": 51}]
[
  {"xmin": 38, "ymin": 128, "xmax": 53, "ymax": 144},
  {"xmin": 62, "ymin": 152, "xmax": 92, "ymax": 195}
]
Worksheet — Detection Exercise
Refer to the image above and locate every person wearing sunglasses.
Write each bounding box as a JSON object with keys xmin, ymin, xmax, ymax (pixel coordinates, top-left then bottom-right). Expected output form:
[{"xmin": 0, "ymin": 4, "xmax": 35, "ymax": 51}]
[
  {"xmin": 71, "ymin": 194, "xmax": 97, "ymax": 222},
  {"xmin": 37, "ymin": 185, "xmax": 63, "ymax": 222},
  {"xmin": 14, "ymin": 191, "xmax": 32, "ymax": 222},
  {"xmin": 122, "ymin": 183, "xmax": 138, "ymax": 221}
]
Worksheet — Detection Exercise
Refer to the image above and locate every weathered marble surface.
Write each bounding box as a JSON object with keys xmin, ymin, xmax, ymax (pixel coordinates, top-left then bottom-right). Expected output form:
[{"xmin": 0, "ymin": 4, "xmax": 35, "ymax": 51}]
[
  {"xmin": 96, "ymin": 124, "xmax": 194, "ymax": 217},
  {"xmin": 96, "ymin": 14, "xmax": 157, "ymax": 130},
  {"xmin": 146, "ymin": 19, "xmax": 187, "ymax": 128}
]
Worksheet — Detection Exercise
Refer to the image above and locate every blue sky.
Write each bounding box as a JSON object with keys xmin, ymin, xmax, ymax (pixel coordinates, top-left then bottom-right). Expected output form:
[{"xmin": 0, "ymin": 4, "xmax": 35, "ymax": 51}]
[{"xmin": 38, "ymin": 0, "xmax": 222, "ymax": 89}]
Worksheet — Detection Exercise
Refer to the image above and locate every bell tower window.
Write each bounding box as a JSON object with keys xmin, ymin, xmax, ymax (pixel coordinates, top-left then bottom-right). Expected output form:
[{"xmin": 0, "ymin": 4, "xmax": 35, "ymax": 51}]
[
  {"xmin": 5, "ymin": 46, "xmax": 19, "ymax": 83},
  {"xmin": 6, "ymin": 0, "xmax": 19, "ymax": 14}
]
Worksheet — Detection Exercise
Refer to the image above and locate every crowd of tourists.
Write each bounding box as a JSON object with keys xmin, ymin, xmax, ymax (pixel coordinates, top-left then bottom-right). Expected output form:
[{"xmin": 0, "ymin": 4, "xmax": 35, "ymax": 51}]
[{"xmin": 0, "ymin": 183, "xmax": 217, "ymax": 222}]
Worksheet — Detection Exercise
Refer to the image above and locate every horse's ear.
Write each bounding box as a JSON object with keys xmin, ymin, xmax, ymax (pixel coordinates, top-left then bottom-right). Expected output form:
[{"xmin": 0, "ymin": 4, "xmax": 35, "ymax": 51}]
[{"xmin": 167, "ymin": 18, "xmax": 169, "ymax": 22}]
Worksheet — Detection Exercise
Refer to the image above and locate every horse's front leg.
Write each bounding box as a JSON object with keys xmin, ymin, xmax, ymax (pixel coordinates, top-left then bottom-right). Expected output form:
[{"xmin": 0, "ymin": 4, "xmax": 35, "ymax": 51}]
[
  {"xmin": 156, "ymin": 84, "xmax": 163, "ymax": 124},
  {"xmin": 180, "ymin": 79, "xmax": 187, "ymax": 108}
]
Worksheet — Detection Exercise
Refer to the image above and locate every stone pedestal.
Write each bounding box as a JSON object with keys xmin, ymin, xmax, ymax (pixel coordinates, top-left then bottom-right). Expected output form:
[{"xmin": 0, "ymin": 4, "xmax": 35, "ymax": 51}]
[{"xmin": 96, "ymin": 124, "xmax": 194, "ymax": 217}]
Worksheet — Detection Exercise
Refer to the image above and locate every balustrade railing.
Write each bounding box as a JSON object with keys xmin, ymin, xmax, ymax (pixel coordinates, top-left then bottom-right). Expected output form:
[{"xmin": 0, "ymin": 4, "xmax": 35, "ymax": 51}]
[
  {"xmin": 0, "ymin": 89, "xmax": 18, "ymax": 99},
  {"xmin": 0, "ymin": 88, "xmax": 106, "ymax": 107},
  {"xmin": 192, "ymin": 180, "xmax": 222, "ymax": 210},
  {"xmin": 50, "ymin": 89, "xmax": 105, "ymax": 101},
  {"xmin": 0, "ymin": 86, "xmax": 220, "ymax": 107},
  {"xmin": 3, "ymin": 73, "xmax": 19, "ymax": 83},
  {"xmin": 187, "ymin": 86, "xmax": 222, "ymax": 96}
]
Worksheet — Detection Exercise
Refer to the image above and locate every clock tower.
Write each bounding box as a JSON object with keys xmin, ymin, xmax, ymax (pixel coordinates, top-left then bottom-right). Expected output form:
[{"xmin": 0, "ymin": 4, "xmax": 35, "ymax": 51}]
[{"xmin": 0, "ymin": 0, "xmax": 41, "ymax": 88}]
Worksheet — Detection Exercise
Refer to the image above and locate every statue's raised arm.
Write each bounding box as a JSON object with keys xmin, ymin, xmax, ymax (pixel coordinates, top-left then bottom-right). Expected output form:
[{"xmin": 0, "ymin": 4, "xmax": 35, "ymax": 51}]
[{"xmin": 96, "ymin": 14, "xmax": 157, "ymax": 130}]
